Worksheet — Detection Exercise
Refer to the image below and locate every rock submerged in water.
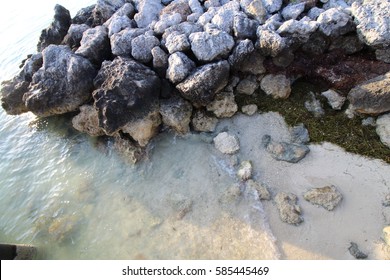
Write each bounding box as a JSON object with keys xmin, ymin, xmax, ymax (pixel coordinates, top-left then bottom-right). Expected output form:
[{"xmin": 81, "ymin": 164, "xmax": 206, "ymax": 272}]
[
  {"xmin": 275, "ymin": 192, "xmax": 303, "ymax": 225},
  {"xmin": 348, "ymin": 242, "xmax": 368, "ymax": 259},
  {"xmin": 214, "ymin": 132, "xmax": 240, "ymax": 154},
  {"xmin": 303, "ymin": 185, "xmax": 343, "ymax": 211},
  {"xmin": 262, "ymin": 135, "xmax": 310, "ymax": 163}
]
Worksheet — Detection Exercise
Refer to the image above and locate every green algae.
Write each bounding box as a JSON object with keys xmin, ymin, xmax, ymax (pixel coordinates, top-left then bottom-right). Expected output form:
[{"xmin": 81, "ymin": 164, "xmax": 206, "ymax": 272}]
[{"xmin": 236, "ymin": 80, "xmax": 390, "ymax": 163}]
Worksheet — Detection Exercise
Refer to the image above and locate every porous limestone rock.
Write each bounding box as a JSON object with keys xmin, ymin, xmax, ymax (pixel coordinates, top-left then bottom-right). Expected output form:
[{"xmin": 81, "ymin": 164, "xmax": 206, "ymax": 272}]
[
  {"xmin": 191, "ymin": 110, "xmax": 218, "ymax": 132},
  {"xmin": 263, "ymin": 135, "xmax": 310, "ymax": 163},
  {"xmin": 275, "ymin": 192, "xmax": 303, "ymax": 225},
  {"xmin": 260, "ymin": 74, "xmax": 291, "ymax": 99},
  {"xmin": 214, "ymin": 132, "xmax": 240, "ymax": 154},
  {"xmin": 72, "ymin": 105, "xmax": 105, "ymax": 136},
  {"xmin": 303, "ymin": 185, "xmax": 343, "ymax": 211},
  {"xmin": 160, "ymin": 95, "xmax": 193, "ymax": 134},
  {"xmin": 246, "ymin": 179, "xmax": 271, "ymax": 200},
  {"xmin": 206, "ymin": 91, "xmax": 238, "ymax": 118},
  {"xmin": 166, "ymin": 52, "xmax": 196, "ymax": 84},
  {"xmin": 131, "ymin": 34, "xmax": 160, "ymax": 63},
  {"xmin": 237, "ymin": 160, "xmax": 252, "ymax": 181},
  {"xmin": 241, "ymin": 104, "xmax": 258, "ymax": 116}
]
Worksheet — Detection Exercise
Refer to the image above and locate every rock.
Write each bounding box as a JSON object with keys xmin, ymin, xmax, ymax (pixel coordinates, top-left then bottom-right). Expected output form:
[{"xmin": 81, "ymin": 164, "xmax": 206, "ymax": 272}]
[
  {"xmin": 236, "ymin": 76, "xmax": 258, "ymax": 95},
  {"xmin": 166, "ymin": 52, "xmax": 196, "ymax": 84},
  {"xmin": 75, "ymin": 26, "xmax": 111, "ymax": 66},
  {"xmin": 206, "ymin": 91, "xmax": 238, "ymax": 118},
  {"xmin": 262, "ymin": 14, "xmax": 283, "ymax": 31},
  {"xmin": 348, "ymin": 242, "xmax": 368, "ymax": 259},
  {"xmin": 263, "ymin": 135, "xmax": 310, "ymax": 163},
  {"xmin": 272, "ymin": 49, "xmax": 295, "ymax": 68},
  {"xmin": 263, "ymin": 0, "xmax": 282, "ymax": 13},
  {"xmin": 62, "ymin": 24, "xmax": 90, "ymax": 49},
  {"xmin": 307, "ymin": 7, "xmax": 325, "ymax": 20},
  {"xmin": 110, "ymin": 28, "xmax": 148, "ymax": 57},
  {"xmin": 277, "ymin": 18, "xmax": 319, "ymax": 43},
  {"xmin": 301, "ymin": 32, "xmax": 330, "ymax": 56},
  {"xmin": 189, "ymin": 0, "xmax": 204, "ymax": 14},
  {"xmin": 176, "ymin": 60, "xmax": 230, "ymax": 106},
  {"xmin": 239, "ymin": 0, "xmax": 268, "ymax": 24},
  {"xmin": 257, "ymin": 28, "xmax": 286, "ymax": 57},
  {"xmin": 72, "ymin": 105, "xmax": 105, "ymax": 136},
  {"xmin": 348, "ymin": 72, "xmax": 390, "ymax": 115},
  {"xmin": 37, "ymin": 5, "xmax": 71, "ymax": 52},
  {"xmin": 214, "ymin": 132, "xmax": 240, "ymax": 154},
  {"xmin": 246, "ymin": 179, "xmax": 271, "ymax": 200},
  {"xmin": 383, "ymin": 226, "xmax": 390, "ymax": 246},
  {"xmin": 233, "ymin": 12, "xmax": 258, "ymax": 39},
  {"xmin": 191, "ymin": 110, "xmax": 218, "ymax": 132},
  {"xmin": 197, "ymin": 7, "xmax": 218, "ymax": 26},
  {"xmin": 241, "ymin": 104, "xmax": 258, "ymax": 115},
  {"xmin": 305, "ymin": 92, "xmax": 325, "ymax": 117},
  {"xmin": 162, "ymin": 22, "xmax": 203, "ymax": 44},
  {"xmin": 167, "ymin": 193, "xmax": 193, "ymax": 220},
  {"xmin": 134, "ymin": 0, "xmax": 164, "ymax": 28},
  {"xmin": 219, "ymin": 184, "xmax": 242, "ymax": 205},
  {"xmin": 211, "ymin": 0, "xmax": 240, "ymax": 34},
  {"xmin": 23, "ymin": 45, "xmax": 96, "ymax": 117},
  {"xmin": 72, "ymin": 5, "xmax": 95, "ymax": 25},
  {"xmin": 362, "ymin": 117, "xmax": 376, "ymax": 127},
  {"xmin": 48, "ymin": 215, "xmax": 79, "ymax": 243},
  {"xmin": 237, "ymin": 160, "xmax": 252, "ymax": 181},
  {"xmin": 303, "ymin": 185, "xmax": 343, "ymax": 211},
  {"xmin": 274, "ymin": 192, "xmax": 303, "ymax": 225},
  {"xmin": 121, "ymin": 109, "xmax": 161, "ymax": 147},
  {"xmin": 154, "ymin": 13, "xmax": 182, "ymax": 34},
  {"xmin": 160, "ymin": 0, "xmax": 192, "ymax": 21},
  {"xmin": 152, "ymin": 46, "xmax": 169, "ymax": 77},
  {"xmin": 376, "ymin": 114, "xmax": 390, "ymax": 148},
  {"xmin": 189, "ymin": 28, "xmax": 235, "ymax": 62},
  {"xmin": 229, "ymin": 39, "xmax": 265, "ymax": 74},
  {"xmin": 113, "ymin": 135, "xmax": 144, "ymax": 164},
  {"xmin": 290, "ymin": 123, "xmax": 310, "ymax": 144},
  {"xmin": 321, "ymin": 89, "xmax": 346, "ymax": 110},
  {"xmin": 351, "ymin": 0, "xmax": 390, "ymax": 48},
  {"xmin": 92, "ymin": 0, "xmax": 128, "ymax": 26},
  {"xmin": 205, "ymin": 0, "xmax": 221, "ymax": 10},
  {"xmin": 329, "ymin": 35, "xmax": 364, "ymax": 55},
  {"xmin": 160, "ymin": 95, "xmax": 193, "ymax": 134},
  {"xmin": 131, "ymin": 34, "xmax": 160, "ymax": 63},
  {"xmin": 281, "ymin": 2, "xmax": 305, "ymax": 20},
  {"xmin": 92, "ymin": 57, "xmax": 160, "ymax": 135},
  {"xmin": 260, "ymin": 74, "xmax": 291, "ymax": 99},
  {"xmin": 165, "ymin": 32, "xmax": 191, "ymax": 54},
  {"xmin": 106, "ymin": 15, "xmax": 134, "ymax": 37},
  {"xmin": 317, "ymin": 8, "xmax": 354, "ymax": 37},
  {"xmin": 1, "ymin": 53, "xmax": 43, "ymax": 115},
  {"xmin": 376, "ymin": 49, "xmax": 390, "ymax": 64}
]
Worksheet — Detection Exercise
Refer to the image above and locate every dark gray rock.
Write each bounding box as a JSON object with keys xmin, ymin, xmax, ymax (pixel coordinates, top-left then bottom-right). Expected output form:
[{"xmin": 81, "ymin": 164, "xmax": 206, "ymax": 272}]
[
  {"xmin": 62, "ymin": 24, "xmax": 90, "ymax": 49},
  {"xmin": 329, "ymin": 35, "xmax": 364, "ymax": 55},
  {"xmin": 257, "ymin": 28, "xmax": 286, "ymax": 57},
  {"xmin": 290, "ymin": 123, "xmax": 310, "ymax": 144},
  {"xmin": 72, "ymin": 5, "xmax": 95, "ymax": 25},
  {"xmin": 23, "ymin": 45, "xmax": 96, "ymax": 117},
  {"xmin": 160, "ymin": 0, "xmax": 192, "ymax": 22},
  {"xmin": 92, "ymin": 0, "xmax": 128, "ymax": 26},
  {"xmin": 110, "ymin": 28, "xmax": 148, "ymax": 57},
  {"xmin": 166, "ymin": 52, "xmax": 196, "ymax": 84},
  {"xmin": 236, "ymin": 76, "xmax": 258, "ymax": 95},
  {"xmin": 176, "ymin": 60, "xmax": 230, "ymax": 106},
  {"xmin": 263, "ymin": 135, "xmax": 310, "ymax": 163},
  {"xmin": 75, "ymin": 26, "xmax": 111, "ymax": 65},
  {"xmin": 229, "ymin": 39, "xmax": 265, "ymax": 75},
  {"xmin": 348, "ymin": 242, "xmax": 368, "ymax": 259},
  {"xmin": 233, "ymin": 12, "xmax": 258, "ymax": 40},
  {"xmin": 1, "ymin": 53, "xmax": 43, "ymax": 115},
  {"xmin": 92, "ymin": 57, "xmax": 161, "ymax": 134},
  {"xmin": 301, "ymin": 31, "xmax": 330, "ymax": 55},
  {"xmin": 348, "ymin": 72, "xmax": 390, "ymax": 115},
  {"xmin": 37, "ymin": 5, "xmax": 71, "ymax": 52},
  {"xmin": 275, "ymin": 192, "xmax": 303, "ymax": 225},
  {"xmin": 160, "ymin": 95, "xmax": 193, "ymax": 134}
]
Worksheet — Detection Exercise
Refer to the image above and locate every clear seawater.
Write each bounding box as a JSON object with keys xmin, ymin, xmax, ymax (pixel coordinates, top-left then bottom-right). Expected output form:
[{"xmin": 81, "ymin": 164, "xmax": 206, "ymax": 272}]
[{"xmin": 0, "ymin": 0, "xmax": 279, "ymax": 259}]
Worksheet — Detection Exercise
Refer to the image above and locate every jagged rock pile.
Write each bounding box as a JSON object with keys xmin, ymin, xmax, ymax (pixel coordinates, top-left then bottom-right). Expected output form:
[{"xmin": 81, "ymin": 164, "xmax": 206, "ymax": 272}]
[{"xmin": 1, "ymin": 0, "xmax": 390, "ymax": 158}]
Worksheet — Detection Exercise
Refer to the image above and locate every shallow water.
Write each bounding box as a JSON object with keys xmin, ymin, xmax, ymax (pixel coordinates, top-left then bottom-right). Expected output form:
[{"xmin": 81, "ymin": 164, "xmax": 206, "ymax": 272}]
[{"xmin": 0, "ymin": 0, "xmax": 279, "ymax": 259}]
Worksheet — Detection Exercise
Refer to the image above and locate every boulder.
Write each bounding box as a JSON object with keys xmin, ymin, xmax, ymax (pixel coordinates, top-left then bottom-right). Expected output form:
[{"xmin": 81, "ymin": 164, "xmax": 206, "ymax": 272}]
[
  {"xmin": 160, "ymin": 95, "xmax": 193, "ymax": 134},
  {"xmin": 154, "ymin": 13, "xmax": 182, "ymax": 35},
  {"xmin": 92, "ymin": 0, "xmax": 128, "ymax": 26},
  {"xmin": 131, "ymin": 34, "xmax": 160, "ymax": 63},
  {"xmin": 166, "ymin": 52, "xmax": 196, "ymax": 84},
  {"xmin": 257, "ymin": 28, "xmax": 286, "ymax": 57},
  {"xmin": 213, "ymin": 132, "xmax": 240, "ymax": 154},
  {"xmin": 72, "ymin": 5, "xmax": 95, "ymax": 25},
  {"xmin": 262, "ymin": 135, "xmax": 310, "ymax": 163},
  {"xmin": 236, "ymin": 76, "xmax": 258, "ymax": 95},
  {"xmin": 241, "ymin": 104, "xmax": 258, "ymax": 115},
  {"xmin": 165, "ymin": 32, "xmax": 191, "ymax": 54},
  {"xmin": 92, "ymin": 57, "xmax": 161, "ymax": 135},
  {"xmin": 176, "ymin": 60, "xmax": 230, "ymax": 106},
  {"xmin": 206, "ymin": 91, "xmax": 238, "ymax": 118},
  {"xmin": 37, "ymin": 5, "xmax": 71, "ymax": 52},
  {"xmin": 110, "ymin": 28, "xmax": 148, "ymax": 57},
  {"xmin": 162, "ymin": 22, "xmax": 203, "ymax": 44},
  {"xmin": 160, "ymin": 0, "xmax": 192, "ymax": 22},
  {"xmin": 260, "ymin": 74, "xmax": 291, "ymax": 99},
  {"xmin": 134, "ymin": 0, "xmax": 164, "ymax": 28},
  {"xmin": 106, "ymin": 15, "xmax": 134, "ymax": 37},
  {"xmin": 72, "ymin": 105, "xmax": 105, "ymax": 136},
  {"xmin": 321, "ymin": 89, "xmax": 346, "ymax": 110},
  {"xmin": 229, "ymin": 39, "xmax": 265, "ymax": 74},
  {"xmin": 317, "ymin": 8, "xmax": 354, "ymax": 37},
  {"xmin": 23, "ymin": 45, "xmax": 96, "ymax": 117},
  {"xmin": 189, "ymin": 28, "xmax": 235, "ymax": 62},
  {"xmin": 277, "ymin": 18, "xmax": 319, "ymax": 43},
  {"xmin": 75, "ymin": 26, "xmax": 111, "ymax": 65},
  {"xmin": 348, "ymin": 72, "xmax": 390, "ymax": 115},
  {"xmin": 301, "ymin": 31, "xmax": 330, "ymax": 56},
  {"xmin": 211, "ymin": 0, "xmax": 240, "ymax": 34},
  {"xmin": 191, "ymin": 110, "xmax": 218, "ymax": 132},
  {"xmin": 237, "ymin": 160, "xmax": 252, "ymax": 181},
  {"xmin": 303, "ymin": 185, "xmax": 343, "ymax": 211},
  {"xmin": 62, "ymin": 24, "xmax": 90, "ymax": 49},
  {"xmin": 376, "ymin": 114, "xmax": 390, "ymax": 148},
  {"xmin": 246, "ymin": 179, "xmax": 271, "ymax": 200},
  {"xmin": 1, "ymin": 53, "xmax": 43, "ymax": 115},
  {"xmin": 233, "ymin": 12, "xmax": 258, "ymax": 39},
  {"xmin": 274, "ymin": 192, "xmax": 303, "ymax": 225},
  {"xmin": 281, "ymin": 2, "xmax": 305, "ymax": 20},
  {"xmin": 239, "ymin": 0, "xmax": 268, "ymax": 24},
  {"xmin": 351, "ymin": 0, "xmax": 390, "ymax": 48}
]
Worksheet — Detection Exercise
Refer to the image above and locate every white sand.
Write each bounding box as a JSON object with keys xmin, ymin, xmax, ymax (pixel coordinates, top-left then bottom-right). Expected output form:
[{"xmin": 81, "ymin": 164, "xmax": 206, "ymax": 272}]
[{"xmin": 217, "ymin": 112, "xmax": 390, "ymax": 259}]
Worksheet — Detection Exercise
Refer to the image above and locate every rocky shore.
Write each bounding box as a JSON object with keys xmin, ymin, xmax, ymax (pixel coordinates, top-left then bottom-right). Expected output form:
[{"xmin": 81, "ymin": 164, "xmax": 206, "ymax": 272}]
[{"xmin": 1, "ymin": 0, "xmax": 390, "ymax": 161}]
